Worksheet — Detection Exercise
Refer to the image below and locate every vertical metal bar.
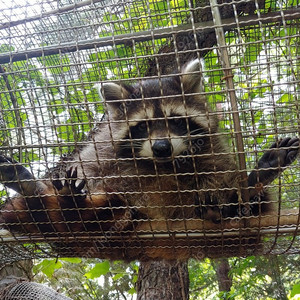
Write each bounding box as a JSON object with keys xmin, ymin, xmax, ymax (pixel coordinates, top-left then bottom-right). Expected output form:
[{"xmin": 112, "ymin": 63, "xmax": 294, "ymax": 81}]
[{"xmin": 209, "ymin": 0, "xmax": 249, "ymax": 205}]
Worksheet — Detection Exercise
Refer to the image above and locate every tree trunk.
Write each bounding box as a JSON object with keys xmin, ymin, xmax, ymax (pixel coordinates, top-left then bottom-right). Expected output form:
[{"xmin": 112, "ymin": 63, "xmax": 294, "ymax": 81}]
[
  {"xmin": 0, "ymin": 259, "xmax": 33, "ymax": 296},
  {"xmin": 136, "ymin": 260, "xmax": 189, "ymax": 300},
  {"xmin": 214, "ymin": 258, "xmax": 232, "ymax": 292},
  {"xmin": 0, "ymin": 260, "xmax": 32, "ymax": 281}
]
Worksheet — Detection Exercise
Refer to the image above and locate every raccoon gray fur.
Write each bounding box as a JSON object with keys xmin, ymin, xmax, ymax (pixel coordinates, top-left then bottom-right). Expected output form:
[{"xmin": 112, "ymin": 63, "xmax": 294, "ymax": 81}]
[
  {"xmin": 0, "ymin": 60, "xmax": 299, "ymax": 249},
  {"xmin": 62, "ymin": 59, "xmax": 244, "ymax": 225}
]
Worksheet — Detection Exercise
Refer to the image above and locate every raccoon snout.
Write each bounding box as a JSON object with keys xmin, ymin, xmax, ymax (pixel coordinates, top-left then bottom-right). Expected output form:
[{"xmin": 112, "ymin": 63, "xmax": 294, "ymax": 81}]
[{"xmin": 152, "ymin": 139, "xmax": 172, "ymax": 158}]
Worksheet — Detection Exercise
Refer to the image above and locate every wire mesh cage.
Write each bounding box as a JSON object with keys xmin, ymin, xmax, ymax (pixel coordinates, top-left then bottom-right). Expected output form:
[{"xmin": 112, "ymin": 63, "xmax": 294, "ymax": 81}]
[
  {"xmin": 1, "ymin": 280, "xmax": 72, "ymax": 300},
  {"xmin": 0, "ymin": 0, "xmax": 299, "ymax": 265}
]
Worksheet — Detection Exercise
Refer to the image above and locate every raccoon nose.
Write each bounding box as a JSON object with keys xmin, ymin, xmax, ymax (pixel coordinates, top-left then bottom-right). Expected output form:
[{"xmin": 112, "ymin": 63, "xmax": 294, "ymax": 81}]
[{"xmin": 152, "ymin": 139, "xmax": 172, "ymax": 158}]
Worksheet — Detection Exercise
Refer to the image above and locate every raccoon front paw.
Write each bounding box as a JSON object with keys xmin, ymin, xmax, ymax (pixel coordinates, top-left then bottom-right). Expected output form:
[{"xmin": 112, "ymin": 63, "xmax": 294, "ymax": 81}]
[
  {"xmin": 248, "ymin": 137, "xmax": 299, "ymax": 187},
  {"xmin": 261, "ymin": 137, "xmax": 299, "ymax": 168},
  {"xmin": 195, "ymin": 193, "xmax": 226, "ymax": 223},
  {"xmin": 200, "ymin": 206, "xmax": 222, "ymax": 223}
]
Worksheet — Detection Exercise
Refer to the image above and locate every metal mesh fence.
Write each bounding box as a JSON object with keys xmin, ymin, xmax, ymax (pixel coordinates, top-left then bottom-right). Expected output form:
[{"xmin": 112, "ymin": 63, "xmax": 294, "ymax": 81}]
[
  {"xmin": 2, "ymin": 281, "xmax": 72, "ymax": 300},
  {"xmin": 0, "ymin": 0, "xmax": 299, "ymax": 264}
]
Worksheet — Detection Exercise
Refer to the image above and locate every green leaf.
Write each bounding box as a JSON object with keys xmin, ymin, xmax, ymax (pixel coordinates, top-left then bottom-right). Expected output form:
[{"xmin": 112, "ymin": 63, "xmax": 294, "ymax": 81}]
[
  {"xmin": 84, "ymin": 261, "xmax": 110, "ymax": 279},
  {"xmin": 128, "ymin": 287, "xmax": 136, "ymax": 295},
  {"xmin": 112, "ymin": 273, "xmax": 124, "ymax": 281},
  {"xmin": 33, "ymin": 259, "xmax": 62, "ymax": 278},
  {"xmin": 60, "ymin": 257, "xmax": 82, "ymax": 264},
  {"xmin": 254, "ymin": 110, "xmax": 263, "ymax": 124},
  {"xmin": 291, "ymin": 283, "xmax": 300, "ymax": 297},
  {"xmin": 56, "ymin": 124, "xmax": 74, "ymax": 141},
  {"xmin": 132, "ymin": 274, "xmax": 138, "ymax": 283},
  {"xmin": 278, "ymin": 93, "xmax": 293, "ymax": 103},
  {"xmin": 0, "ymin": 44, "xmax": 15, "ymax": 53}
]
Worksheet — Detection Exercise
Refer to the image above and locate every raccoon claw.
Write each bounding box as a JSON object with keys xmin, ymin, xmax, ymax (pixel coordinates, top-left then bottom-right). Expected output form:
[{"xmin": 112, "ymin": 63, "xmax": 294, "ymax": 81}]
[
  {"xmin": 195, "ymin": 193, "xmax": 224, "ymax": 223},
  {"xmin": 52, "ymin": 177, "xmax": 64, "ymax": 191},
  {"xmin": 53, "ymin": 167, "xmax": 86, "ymax": 195},
  {"xmin": 248, "ymin": 137, "xmax": 299, "ymax": 187},
  {"xmin": 66, "ymin": 167, "xmax": 86, "ymax": 194}
]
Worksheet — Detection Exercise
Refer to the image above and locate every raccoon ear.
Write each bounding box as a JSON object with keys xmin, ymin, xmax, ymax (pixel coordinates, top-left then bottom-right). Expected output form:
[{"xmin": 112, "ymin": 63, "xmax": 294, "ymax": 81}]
[
  {"xmin": 95, "ymin": 83, "xmax": 133, "ymax": 119},
  {"xmin": 181, "ymin": 59, "xmax": 204, "ymax": 93}
]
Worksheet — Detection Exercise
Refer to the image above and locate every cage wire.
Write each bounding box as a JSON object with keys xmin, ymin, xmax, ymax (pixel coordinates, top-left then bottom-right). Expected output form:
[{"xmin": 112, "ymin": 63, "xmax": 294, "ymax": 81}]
[
  {"xmin": 0, "ymin": 280, "xmax": 72, "ymax": 300},
  {"xmin": 0, "ymin": 0, "xmax": 299, "ymax": 267}
]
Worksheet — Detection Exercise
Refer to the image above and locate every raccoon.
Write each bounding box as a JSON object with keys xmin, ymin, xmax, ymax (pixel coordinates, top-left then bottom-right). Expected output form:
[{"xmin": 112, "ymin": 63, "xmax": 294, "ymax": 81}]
[{"xmin": 0, "ymin": 60, "xmax": 299, "ymax": 240}]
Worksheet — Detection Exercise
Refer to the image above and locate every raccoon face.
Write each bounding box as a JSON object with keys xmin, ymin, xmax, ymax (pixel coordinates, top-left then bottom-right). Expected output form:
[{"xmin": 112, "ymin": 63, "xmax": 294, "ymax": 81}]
[
  {"xmin": 97, "ymin": 60, "xmax": 218, "ymax": 161},
  {"xmin": 126, "ymin": 111, "xmax": 201, "ymax": 161}
]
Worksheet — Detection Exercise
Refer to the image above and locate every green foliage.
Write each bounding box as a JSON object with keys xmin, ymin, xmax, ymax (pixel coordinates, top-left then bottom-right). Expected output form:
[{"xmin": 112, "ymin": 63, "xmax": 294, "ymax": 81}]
[
  {"xmin": 33, "ymin": 259, "xmax": 63, "ymax": 278},
  {"xmin": 290, "ymin": 283, "xmax": 300, "ymax": 298},
  {"xmin": 0, "ymin": 44, "xmax": 15, "ymax": 53},
  {"xmin": 84, "ymin": 0, "xmax": 190, "ymax": 80},
  {"xmin": 102, "ymin": 0, "xmax": 188, "ymax": 35},
  {"xmin": 34, "ymin": 258, "xmax": 138, "ymax": 299},
  {"xmin": 37, "ymin": 54, "xmax": 71, "ymax": 74},
  {"xmin": 188, "ymin": 255, "xmax": 300, "ymax": 300},
  {"xmin": 189, "ymin": 258, "xmax": 219, "ymax": 299},
  {"xmin": 85, "ymin": 261, "xmax": 110, "ymax": 279}
]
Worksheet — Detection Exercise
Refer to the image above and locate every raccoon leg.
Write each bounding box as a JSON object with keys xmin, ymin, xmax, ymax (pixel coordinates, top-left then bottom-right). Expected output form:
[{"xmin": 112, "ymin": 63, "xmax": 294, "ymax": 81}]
[
  {"xmin": 0, "ymin": 155, "xmax": 37, "ymax": 195},
  {"xmin": 0, "ymin": 157, "xmax": 90, "ymax": 233},
  {"xmin": 50, "ymin": 167, "xmax": 88, "ymax": 233},
  {"xmin": 195, "ymin": 138, "xmax": 299, "ymax": 222},
  {"xmin": 0, "ymin": 156, "xmax": 133, "ymax": 235},
  {"xmin": 248, "ymin": 137, "xmax": 299, "ymax": 189},
  {"xmin": 53, "ymin": 166, "xmax": 132, "ymax": 233},
  {"xmin": 246, "ymin": 137, "xmax": 299, "ymax": 215},
  {"xmin": 0, "ymin": 155, "xmax": 57, "ymax": 233}
]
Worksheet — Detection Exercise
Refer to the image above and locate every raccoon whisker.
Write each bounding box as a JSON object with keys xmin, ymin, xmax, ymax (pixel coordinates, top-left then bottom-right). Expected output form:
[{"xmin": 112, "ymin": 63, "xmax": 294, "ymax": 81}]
[
  {"xmin": 119, "ymin": 142, "xmax": 143, "ymax": 150},
  {"xmin": 189, "ymin": 128, "xmax": 207, "ymax": 136}
]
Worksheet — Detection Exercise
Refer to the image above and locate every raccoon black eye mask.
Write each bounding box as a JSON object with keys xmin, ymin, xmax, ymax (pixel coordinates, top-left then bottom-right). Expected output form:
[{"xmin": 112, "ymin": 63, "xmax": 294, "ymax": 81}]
[
  {"xmin": 123, "ymin": 116, "xmax": 202, "ymax": 161},
  {"xmin": 0, "ymin": 59, "xmax": 298, "ymax": 237}
]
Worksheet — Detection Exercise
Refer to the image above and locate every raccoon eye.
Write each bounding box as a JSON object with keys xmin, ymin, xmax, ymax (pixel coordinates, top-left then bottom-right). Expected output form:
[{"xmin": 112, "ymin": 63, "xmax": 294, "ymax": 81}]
[
  {"xmin": 168, "ymin": 117, "xmax": 185, "ymax": 128},
  {"xmin": 172, "ymin": 117, "xmax": 183, "ymax": 125},
  {"xmin": 137, "ymin": 121, "xmax": 147, "ymax": 131}
]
